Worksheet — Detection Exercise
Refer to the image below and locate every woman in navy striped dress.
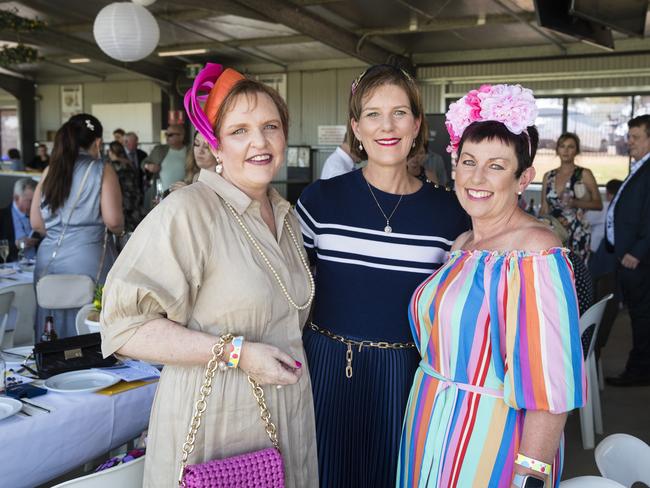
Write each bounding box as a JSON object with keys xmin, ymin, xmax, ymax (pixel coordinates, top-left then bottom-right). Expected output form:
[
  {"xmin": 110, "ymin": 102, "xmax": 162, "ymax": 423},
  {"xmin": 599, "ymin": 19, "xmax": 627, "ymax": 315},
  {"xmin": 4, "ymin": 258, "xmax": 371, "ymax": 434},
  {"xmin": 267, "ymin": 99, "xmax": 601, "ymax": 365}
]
[{"xmin": 296, "ymin": 65, "xmax": 469, "ymax": 487}]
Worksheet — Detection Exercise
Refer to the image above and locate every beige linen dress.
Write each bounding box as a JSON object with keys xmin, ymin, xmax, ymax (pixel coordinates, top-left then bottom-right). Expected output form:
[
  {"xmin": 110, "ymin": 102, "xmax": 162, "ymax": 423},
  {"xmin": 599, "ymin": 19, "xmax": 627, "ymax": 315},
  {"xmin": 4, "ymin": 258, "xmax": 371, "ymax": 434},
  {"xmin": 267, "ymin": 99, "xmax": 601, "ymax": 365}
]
[{"xmin": 100, "ymin": 169, "xmax": 318, "ymax": 488}]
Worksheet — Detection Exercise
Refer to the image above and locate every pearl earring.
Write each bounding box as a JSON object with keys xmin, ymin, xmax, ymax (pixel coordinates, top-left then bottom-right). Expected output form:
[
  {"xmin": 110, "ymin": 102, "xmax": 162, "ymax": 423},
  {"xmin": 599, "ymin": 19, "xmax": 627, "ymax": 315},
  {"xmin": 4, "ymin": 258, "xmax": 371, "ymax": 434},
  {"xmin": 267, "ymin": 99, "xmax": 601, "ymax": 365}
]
[
  {"xmin": 358, "ymin": 143, "xmax": 363, "ymax": 151},
  {"xmin": 517, "ymin": 191, "xmax": 522, "ymax": 196},
  {"xmin": 412, "ymin": 141, "xmax": 416, "ymax": 148},
  {"xmin": 215, "ymin": 156, "xmax": 223, "ymax": 174}
]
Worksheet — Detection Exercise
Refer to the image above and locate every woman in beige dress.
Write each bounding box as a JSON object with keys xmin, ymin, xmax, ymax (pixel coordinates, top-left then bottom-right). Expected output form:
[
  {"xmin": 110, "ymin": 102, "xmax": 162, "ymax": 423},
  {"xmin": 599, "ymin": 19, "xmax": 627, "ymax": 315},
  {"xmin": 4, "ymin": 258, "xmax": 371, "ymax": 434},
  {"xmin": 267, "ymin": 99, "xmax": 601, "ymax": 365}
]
[{"xmin": 100, "ymin": 65, "xmax": 318, "ymax": 487}]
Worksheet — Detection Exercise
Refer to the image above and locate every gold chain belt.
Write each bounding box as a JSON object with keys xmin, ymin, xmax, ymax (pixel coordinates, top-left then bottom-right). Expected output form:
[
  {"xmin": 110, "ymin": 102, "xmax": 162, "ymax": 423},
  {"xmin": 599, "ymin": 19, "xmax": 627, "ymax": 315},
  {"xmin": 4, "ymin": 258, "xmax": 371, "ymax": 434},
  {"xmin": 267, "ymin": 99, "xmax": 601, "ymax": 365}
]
[{"xmin": 309, "ymin": 322, "xmax": 416, "ymax": 379}]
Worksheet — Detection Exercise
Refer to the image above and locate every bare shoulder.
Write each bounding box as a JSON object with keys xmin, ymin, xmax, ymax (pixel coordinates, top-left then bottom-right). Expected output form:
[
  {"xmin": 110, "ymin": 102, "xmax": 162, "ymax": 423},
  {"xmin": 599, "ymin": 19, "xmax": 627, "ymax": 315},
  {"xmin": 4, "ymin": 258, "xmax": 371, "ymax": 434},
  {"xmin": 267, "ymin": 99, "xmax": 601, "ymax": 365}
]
[
  {"xmin": 451, "ymin": 230, "xmax": 473, "ymax": 251},
  {"xmin": 510, "ymin": 216, "xmax": 562, "ymax": 251}
]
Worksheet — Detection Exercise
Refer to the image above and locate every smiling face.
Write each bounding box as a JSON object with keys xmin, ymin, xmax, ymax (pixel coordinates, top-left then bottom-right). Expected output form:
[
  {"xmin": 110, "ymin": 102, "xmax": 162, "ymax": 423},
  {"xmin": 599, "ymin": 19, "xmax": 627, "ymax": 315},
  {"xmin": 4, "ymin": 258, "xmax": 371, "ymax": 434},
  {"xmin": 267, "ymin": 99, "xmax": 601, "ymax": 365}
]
[
  {"xmin": 193, "ymin": 133, "xmax": 216, "ymax": 170},
  {"xmin": 212, "ymin": 92, "xmax": 286, "ymax": 194},
  {"xmin": 351, "ymin": 83, "xmax": 420, "ymax": 168},
  {"xmin": 455, "ymin": 138, "xmax": 535, "ymax": 221}
]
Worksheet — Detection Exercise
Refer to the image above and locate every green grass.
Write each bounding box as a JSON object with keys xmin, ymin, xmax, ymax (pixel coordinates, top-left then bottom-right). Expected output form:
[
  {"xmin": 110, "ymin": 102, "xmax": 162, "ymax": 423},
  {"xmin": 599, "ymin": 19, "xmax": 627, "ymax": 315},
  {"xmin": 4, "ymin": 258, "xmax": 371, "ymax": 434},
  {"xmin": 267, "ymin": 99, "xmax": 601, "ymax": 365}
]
[{"xmin": 533, "ymin": 149, "xmax": 629, "ymax": 185}]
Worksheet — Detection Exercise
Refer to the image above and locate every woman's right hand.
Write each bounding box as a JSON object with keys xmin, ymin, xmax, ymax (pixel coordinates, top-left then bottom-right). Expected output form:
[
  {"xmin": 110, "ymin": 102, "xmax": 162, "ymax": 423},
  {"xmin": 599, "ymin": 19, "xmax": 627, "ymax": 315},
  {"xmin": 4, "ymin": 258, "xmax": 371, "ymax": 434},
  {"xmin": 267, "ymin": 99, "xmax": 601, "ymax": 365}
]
[{"xmin": 239, "ymin": 341, "xmax": 303, "ymax": 386}]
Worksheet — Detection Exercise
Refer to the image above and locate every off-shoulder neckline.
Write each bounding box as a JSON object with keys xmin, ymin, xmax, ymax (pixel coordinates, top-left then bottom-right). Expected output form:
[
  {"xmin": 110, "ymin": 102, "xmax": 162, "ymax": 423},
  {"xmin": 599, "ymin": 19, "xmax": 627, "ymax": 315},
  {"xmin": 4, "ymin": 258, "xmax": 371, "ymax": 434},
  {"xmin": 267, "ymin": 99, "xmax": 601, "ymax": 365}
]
[{"xmin": 449, "ymin": 247, "xmax": 568, "ymax": 258}]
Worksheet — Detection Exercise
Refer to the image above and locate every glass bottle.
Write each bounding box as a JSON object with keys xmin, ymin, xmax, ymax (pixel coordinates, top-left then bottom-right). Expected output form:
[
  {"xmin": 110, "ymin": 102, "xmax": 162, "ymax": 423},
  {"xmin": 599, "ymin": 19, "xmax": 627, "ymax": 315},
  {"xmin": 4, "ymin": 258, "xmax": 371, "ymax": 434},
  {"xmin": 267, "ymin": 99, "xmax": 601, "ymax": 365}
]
[
  {"xmin": 41, "ymin": 315, "xmax": 58, "ymax": 342},
  {"xmin": 17, "ymin": 240, "xmax": 25, "ymax": 266}
]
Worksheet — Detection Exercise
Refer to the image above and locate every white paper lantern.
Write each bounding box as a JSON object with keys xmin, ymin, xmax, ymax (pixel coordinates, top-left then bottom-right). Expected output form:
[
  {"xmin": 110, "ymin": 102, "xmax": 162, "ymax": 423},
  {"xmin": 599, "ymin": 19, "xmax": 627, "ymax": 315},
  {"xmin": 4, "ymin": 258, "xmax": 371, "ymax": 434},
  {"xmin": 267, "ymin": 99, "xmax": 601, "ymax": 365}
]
[
  {"xmin": 132, "ymin": 0, "xmax": 157, "ymax": 6},
  {"xmin": 93, "ymin": 3, "xmax": 160, "ymax": 62}
]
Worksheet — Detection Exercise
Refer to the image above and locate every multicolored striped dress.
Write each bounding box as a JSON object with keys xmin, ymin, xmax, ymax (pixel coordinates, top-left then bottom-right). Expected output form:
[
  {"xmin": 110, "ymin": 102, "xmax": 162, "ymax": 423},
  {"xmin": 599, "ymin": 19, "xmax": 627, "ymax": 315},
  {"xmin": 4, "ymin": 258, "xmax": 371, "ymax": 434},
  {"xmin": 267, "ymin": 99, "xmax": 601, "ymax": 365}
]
[{"xmin": 398, "ymin": 248, "xmax": 586, "ymax": 488}]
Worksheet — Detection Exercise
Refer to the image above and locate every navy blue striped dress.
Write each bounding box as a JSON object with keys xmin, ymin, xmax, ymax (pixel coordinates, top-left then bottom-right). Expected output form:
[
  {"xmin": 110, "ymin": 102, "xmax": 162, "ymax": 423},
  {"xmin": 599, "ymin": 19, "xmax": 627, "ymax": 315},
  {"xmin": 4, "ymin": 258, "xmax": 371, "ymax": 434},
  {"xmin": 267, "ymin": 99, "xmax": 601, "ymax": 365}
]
[{"xmin": 295, "ymin": 169, "xmax": 469, "ymax": 488}]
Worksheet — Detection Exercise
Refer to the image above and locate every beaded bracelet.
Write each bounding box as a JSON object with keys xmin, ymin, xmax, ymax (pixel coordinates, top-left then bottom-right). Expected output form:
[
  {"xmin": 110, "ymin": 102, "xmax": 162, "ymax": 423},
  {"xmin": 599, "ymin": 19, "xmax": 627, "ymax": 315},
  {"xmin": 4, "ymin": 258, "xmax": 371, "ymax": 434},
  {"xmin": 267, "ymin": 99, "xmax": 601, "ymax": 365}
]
[
  {"xmin": 227, "ymin": 336, "xmax": 244, "ymax": 369},
  {"xmin": 514, "ymin": 453, "xmax": 551, "ymax": 475}
]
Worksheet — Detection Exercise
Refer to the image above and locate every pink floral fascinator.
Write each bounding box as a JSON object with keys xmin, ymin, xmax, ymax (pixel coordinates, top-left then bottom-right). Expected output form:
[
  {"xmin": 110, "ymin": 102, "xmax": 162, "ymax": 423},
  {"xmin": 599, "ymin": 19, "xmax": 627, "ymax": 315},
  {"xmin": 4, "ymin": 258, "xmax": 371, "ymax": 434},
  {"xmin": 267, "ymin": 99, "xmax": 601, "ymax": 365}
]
[
  {"xmin": 445, "ymin": 84, "xmax": 538, "ymax": 156},
  {"xmin": 183, "ymin": 63, "xmax": 245, "ymax": 149}
]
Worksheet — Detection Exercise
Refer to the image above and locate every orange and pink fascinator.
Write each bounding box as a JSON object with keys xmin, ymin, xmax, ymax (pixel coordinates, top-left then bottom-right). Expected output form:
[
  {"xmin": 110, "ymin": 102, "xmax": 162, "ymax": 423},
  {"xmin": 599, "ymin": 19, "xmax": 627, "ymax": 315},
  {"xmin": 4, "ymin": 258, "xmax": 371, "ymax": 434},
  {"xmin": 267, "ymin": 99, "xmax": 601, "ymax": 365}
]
[{"xmin": 183, "ymin": 63, "xmax": 245, "ymax": 149}]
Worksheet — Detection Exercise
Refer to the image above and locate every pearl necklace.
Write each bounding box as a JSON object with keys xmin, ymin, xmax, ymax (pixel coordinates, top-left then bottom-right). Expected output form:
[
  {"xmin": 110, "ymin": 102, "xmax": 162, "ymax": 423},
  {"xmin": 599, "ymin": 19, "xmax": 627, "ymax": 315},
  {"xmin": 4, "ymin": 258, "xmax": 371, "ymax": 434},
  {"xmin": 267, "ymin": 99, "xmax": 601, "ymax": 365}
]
[{"xmin": 223, "ymin": 200, "xmax": 315, "ymax": 311}]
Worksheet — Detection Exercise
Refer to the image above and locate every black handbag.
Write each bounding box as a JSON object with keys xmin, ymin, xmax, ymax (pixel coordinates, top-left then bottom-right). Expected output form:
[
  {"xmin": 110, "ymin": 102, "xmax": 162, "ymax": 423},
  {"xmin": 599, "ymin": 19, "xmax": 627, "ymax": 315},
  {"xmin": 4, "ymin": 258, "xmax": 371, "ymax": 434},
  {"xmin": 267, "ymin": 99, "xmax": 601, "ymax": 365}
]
[{"xmin": 28, "ymin": 333, "xmax": 117, "ymax": 379}]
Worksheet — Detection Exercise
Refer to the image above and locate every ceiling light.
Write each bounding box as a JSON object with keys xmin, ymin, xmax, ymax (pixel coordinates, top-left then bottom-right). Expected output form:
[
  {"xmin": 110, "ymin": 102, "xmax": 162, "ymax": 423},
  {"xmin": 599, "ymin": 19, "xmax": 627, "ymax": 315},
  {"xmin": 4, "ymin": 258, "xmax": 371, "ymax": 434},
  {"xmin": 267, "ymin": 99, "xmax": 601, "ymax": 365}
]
[
  {"xmin": 157, "ymin": 48, "xmax": 207, "ymax": 57},
  {"xmin": 69, "ymin": 58, "xmax": 91, "ymax": 63}
]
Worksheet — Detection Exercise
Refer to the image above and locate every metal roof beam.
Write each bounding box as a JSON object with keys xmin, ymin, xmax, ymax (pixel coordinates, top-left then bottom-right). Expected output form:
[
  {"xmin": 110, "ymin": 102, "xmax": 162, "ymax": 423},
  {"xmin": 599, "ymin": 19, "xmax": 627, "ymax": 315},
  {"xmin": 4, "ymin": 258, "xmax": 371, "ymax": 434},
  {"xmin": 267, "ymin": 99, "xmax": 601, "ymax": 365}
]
[
  {"xmin": 0, "ymin": 27, "xmax": 177, "ymax": 84},
  {"xmin": 232, "ymin": 0, "xmax": 398, "ymax": 65},
  {"xmin": 358, "ymin": 12, "xmax": 536, "ymax": 36}
]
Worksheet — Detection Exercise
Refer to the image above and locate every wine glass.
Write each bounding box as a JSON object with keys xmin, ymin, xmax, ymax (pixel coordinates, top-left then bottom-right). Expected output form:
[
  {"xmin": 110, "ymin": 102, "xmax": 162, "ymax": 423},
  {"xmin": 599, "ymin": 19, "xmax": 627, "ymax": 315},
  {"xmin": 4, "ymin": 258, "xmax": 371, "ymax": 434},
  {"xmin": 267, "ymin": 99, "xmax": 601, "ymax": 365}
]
[{"xmin": 0, "ymin": 240, "xmax": 9, "ymax": 266}]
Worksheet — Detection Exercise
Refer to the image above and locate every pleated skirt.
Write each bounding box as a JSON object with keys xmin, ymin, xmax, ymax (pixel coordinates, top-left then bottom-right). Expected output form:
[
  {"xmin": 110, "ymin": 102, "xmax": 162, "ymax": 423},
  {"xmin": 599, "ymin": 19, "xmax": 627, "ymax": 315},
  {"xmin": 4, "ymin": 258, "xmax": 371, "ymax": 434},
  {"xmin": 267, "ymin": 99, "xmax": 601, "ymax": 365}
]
[{"xmin": 304, "ymin": 326, "xmax": 421, "ymax": 488}]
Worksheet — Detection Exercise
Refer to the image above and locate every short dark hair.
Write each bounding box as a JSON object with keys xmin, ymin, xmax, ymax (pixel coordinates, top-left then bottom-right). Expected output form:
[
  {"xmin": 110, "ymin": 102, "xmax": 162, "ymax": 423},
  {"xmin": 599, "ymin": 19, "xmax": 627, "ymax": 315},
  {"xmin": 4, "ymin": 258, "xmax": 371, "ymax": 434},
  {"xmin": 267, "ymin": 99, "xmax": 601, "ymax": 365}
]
[
  {"xmin": 556, "ymin": 132, "xmax": 581, "ymax": 154},
  {"xmin": 8, "ymin": 148, "xmax": 20, "ymax": 159},
  {"xmin": 628, "ymin": 114, "xmax": 650, "ymax": 137},
  {"xmin": 112, "ymin": 128, "xmax": 125, "ymax": 136},
  {"xmin": 458, "ymin": 120, "xmax": 539, "ymax": 178},
  {"xmin": 346, "ymin": 64, "xmax": 427, "ymax": 161},
  {"xmin": 606, "ymin": 179, "xmax": 623, "ymax": 195}
]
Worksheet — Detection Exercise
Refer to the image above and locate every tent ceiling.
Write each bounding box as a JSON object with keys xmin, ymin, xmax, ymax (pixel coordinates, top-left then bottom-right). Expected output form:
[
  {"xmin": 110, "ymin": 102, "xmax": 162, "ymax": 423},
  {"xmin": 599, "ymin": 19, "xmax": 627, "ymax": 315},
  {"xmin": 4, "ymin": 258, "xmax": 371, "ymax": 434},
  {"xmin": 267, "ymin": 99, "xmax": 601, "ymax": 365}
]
[{"xmin": 0, "ymin": 0, "xmax": 648, "ymax": 84}]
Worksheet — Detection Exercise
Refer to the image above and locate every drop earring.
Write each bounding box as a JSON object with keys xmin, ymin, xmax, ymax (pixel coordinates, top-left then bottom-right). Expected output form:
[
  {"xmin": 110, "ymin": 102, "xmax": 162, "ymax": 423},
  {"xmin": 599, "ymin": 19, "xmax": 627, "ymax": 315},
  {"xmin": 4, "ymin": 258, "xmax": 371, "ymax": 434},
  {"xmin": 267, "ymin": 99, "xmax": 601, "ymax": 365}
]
[
  {"xmin": 215, "ymin": 156, "xmax": 223, "ymax": 174},
  {"xmin": 358, "ymin": 143, "xmax": 363, "ymax": 152}
]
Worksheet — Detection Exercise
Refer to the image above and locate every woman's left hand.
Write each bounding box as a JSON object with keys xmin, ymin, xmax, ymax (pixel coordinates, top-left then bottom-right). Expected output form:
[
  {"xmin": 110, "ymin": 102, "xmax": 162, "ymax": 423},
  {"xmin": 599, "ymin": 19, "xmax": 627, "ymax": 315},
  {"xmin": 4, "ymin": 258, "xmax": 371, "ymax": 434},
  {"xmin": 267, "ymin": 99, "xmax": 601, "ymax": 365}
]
[{"xmin": 238, "ymin": 341, "xmax": 303, "ymax": 386}]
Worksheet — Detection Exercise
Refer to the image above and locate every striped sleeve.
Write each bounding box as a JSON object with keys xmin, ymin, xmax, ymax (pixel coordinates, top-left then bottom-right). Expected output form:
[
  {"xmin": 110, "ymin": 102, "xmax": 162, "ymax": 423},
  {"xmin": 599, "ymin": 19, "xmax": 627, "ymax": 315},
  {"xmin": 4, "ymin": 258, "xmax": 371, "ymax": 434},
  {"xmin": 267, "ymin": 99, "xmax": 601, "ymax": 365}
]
[
  {"xmin": 295, "ymin": 194, "xmax": 317, "ymax": 264},
  {"xmin": 502, "ymin": 250, "xmax": 587, "ymax": 413}
]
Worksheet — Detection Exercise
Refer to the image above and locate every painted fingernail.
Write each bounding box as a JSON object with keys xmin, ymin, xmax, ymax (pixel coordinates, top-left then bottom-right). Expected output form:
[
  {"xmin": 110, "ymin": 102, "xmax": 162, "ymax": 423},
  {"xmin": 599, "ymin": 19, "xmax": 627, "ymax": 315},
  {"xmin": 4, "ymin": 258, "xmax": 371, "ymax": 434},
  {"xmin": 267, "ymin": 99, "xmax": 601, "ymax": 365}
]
[{"xmin": 295, "ymin": 360, "xmax": 302, "ymax": 368}]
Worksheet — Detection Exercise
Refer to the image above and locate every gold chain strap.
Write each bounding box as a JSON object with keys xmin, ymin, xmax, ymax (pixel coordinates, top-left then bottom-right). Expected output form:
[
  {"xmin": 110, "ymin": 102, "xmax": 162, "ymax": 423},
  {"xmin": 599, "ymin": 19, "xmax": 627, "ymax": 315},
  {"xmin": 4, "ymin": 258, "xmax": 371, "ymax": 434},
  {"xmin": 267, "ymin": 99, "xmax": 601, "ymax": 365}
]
[
  {"xmin": 178, "ymin": 335, "xmax": 280, "ymax": 486},
  {"xmin": 223, "ymin": 200, "xmax": 315, "ymax": 311}
]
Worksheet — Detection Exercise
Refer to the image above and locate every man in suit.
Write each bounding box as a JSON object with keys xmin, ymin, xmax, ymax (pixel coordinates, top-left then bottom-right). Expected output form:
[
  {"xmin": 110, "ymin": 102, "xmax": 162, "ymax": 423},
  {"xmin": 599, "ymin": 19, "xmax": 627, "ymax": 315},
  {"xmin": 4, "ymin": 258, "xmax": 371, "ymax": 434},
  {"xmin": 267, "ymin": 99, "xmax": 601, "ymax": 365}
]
[
  {"xmin": 606, "ymin": 114, "xmax": 650, "ymax": 386},
  {"xmin": 0, "ymin": 178, "xmax": 38, "ymax": 261},
  {"xmin": 124, "ymin": 131, "xmax": 148, "ymax": 192}
]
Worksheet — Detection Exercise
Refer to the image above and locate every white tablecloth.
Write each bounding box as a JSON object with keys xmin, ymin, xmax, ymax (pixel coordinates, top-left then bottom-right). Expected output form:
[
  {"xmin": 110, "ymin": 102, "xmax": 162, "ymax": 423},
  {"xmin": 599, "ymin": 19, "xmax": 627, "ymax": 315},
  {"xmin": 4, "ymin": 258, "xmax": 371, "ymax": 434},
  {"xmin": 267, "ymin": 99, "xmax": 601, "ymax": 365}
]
[
  {"xmin": 0, "ymin": 381, "xmax": 156, "ymax": 488},
  {"xmin": 0, "ymin": 269, "xmax": 35, "ymax": 347}
]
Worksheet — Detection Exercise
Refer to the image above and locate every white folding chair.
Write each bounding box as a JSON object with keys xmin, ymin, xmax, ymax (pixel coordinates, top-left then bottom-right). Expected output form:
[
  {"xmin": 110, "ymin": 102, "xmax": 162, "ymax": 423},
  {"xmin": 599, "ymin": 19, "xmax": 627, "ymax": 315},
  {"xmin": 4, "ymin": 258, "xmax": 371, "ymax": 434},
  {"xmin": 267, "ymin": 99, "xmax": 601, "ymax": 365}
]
[
  {"xmin": 75, "ymin": 303, "xmax": 99, "ymax": 335},
  {"xmin": 595, "ymin": 433, "xmax": 650, "ymax": 487},
  {"xmin": 560, "ymin": 476, "xmax": 625, "ymax": 487},
  {"xmin": 51, "ymin": 456, "xmax": 145, "ymax": 488},
  {"xmin": 0, "ymin": 289, "xmax": 16, "ymax": 348},
  {"xmin": 579, "ymin": 293, "xmax": 614, "ymax": 449},
  {"xmin": 0, "ymin": 283, "xmax": 36, "ymax": 347}
]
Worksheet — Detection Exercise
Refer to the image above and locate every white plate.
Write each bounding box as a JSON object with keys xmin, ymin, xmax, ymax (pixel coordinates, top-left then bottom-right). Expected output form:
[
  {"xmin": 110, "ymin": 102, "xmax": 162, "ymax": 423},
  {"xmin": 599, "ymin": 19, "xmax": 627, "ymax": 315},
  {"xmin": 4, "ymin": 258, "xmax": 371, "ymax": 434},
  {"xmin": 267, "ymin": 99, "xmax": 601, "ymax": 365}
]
[
  {"xmin": 0, "ymin": 397, "xmax": 22, "ymax": 420},
  {"xmin": 44, "ymin": 370, "xmax": 120, "ymax": 393},
  {"xmin": 1, "ymin": 346, "xmax": 34, "ymax": 367}
]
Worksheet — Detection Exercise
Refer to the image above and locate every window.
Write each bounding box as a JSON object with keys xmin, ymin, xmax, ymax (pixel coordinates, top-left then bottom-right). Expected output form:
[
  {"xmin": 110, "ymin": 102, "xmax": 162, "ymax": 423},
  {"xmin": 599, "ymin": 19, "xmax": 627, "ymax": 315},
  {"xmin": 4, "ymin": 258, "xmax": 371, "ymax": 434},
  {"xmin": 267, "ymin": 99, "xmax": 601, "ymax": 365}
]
[
  {"xmin": 566, "ymin": 96, "xmax": 631, "ymax": 183},
  {"xmin": 533, "ymin": 98, "xmax": 564, "ymax": 183}
]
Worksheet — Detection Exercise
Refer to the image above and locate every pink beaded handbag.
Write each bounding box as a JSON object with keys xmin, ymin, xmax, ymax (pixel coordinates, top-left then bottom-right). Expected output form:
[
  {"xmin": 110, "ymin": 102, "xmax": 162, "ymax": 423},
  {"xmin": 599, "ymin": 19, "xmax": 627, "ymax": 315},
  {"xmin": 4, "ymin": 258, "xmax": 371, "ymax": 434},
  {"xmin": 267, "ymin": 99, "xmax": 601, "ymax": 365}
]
[{"xmin": 178, "ymin": 335, "xmax": 285, "ymax": 488}]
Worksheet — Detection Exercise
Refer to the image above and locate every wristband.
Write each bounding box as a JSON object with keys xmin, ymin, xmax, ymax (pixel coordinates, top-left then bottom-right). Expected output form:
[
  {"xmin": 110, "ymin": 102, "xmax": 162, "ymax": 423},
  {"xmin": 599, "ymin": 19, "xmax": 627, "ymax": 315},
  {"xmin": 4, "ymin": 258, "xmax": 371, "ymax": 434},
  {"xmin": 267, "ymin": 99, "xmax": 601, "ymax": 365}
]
[
  {"xmin": 227, "ymin": 336, "xmax": 244, "ymax": 368},
  {"xmin": 514, "ymin": 453, "xmax": 551, "ymax": 475}
]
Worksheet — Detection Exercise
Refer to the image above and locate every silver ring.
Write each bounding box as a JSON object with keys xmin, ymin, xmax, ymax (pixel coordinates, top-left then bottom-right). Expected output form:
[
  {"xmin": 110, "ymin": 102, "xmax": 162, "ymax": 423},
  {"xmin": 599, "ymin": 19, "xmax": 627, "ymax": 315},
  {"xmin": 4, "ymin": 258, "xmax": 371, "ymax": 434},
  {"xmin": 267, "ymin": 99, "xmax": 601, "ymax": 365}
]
[{"xmin": 276, "ymin": 385, "xmax": 283, "ymax": 390}]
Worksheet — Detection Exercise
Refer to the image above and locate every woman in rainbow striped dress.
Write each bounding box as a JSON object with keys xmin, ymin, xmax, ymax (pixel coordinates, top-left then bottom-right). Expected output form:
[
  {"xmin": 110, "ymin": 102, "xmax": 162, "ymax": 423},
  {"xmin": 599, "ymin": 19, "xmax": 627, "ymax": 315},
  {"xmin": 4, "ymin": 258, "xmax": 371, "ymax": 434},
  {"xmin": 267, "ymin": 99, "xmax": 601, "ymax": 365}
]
[{"xmin": 398, "ymin": 85, "xmax": 587, "ymax": 488}]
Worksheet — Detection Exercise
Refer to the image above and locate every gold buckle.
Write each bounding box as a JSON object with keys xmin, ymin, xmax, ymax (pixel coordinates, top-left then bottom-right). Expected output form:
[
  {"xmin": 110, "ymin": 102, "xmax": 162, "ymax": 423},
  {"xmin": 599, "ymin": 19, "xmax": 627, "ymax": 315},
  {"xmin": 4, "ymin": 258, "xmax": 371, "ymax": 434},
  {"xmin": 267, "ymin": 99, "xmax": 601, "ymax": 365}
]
[{"xmin": 64, "ymin": 348, "xmax": 83, "ymax": 360}]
